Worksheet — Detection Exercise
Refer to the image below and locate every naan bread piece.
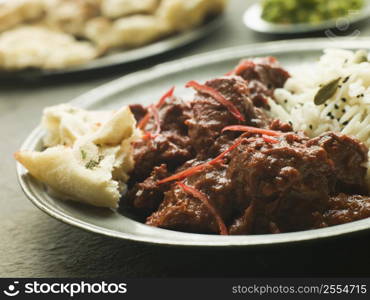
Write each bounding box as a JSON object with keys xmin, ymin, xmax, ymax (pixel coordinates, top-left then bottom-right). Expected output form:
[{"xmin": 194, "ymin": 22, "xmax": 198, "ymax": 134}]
[
  {"xmin": 101, "ymin": 0, "xmax": 158, "ymax": 19},
  {"xmin": 83, "ymin": 17, "xmax": 114, "ymax": 51},
  {"xmin": 42, "ymin": 104, "xmax": 114, "ymax": 147},
  {"xmin": 85, "ymin": 15, "xmax": 165, "ymax": 50},
  {"xmin": 91, "ymin": 105, "xmax": 135, "ymax": 145},
  {"xmin": 43, "ymin": 0, "xmax": 100, "ymax": 36},
  {"xmin": 15, "ymin": 146, "xmax": 121, "ymax": 208},
  {"xmin": 155, "ymin": 0, "xmax": 187, "ymax": 32},
  {"xmin": 113, "ymin": 15, "xmax": 165, "ymax": 48},
  {"xmin": 0, "ymin": 0, "xmax": 44, "ymax": 33},
  {"xmin": 157, "ymin": 0, "xmax": 227, "ymax": 32},
  {"xmin": 0, "ymin": 25, "xmax": 98, "ymax": 70},
  {"xmin": 15, "ymin": 105, "xmax": 140, "ymax": 208}
]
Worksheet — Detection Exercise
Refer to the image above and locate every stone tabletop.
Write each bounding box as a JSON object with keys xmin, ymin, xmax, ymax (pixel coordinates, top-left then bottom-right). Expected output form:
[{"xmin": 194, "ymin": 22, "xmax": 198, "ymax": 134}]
[{"xmin": 1, "ymin": 0, "xmax": 370, "ymax": 277}]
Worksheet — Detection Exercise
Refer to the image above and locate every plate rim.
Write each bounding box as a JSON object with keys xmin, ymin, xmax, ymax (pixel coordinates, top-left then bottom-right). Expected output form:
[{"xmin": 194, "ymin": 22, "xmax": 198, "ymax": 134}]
[
  {"xmin": 243, "ymin": 2, "xmax": 370, "ymax": 34},
  {"xmin": 16, "ymin": 37, "xmax": 370, "ymax": 247}
]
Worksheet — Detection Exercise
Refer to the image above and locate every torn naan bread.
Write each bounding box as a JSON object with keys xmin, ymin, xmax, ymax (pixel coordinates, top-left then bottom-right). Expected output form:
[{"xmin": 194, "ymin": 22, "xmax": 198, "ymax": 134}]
[
  {"xmin": 157, "ymin": 0, "xmax": 227, "ymax": 32},
  {"xmin": 0, "ymin": 25, "xmax": 97, "ymax": 70},
  {"xmin": 84, "ymin": 15, "xmax": 165, "ymax": 50},
  {"xmin": 42, "ymin": 0, "xmax": 101, "ymax": 36},
  {"xmin": 0, "ymin": 0, "xmax": 44, "ymax": 33},
  {"xmin": 15, "ymin": 105, "xmax": 141, "ymax": 208}
]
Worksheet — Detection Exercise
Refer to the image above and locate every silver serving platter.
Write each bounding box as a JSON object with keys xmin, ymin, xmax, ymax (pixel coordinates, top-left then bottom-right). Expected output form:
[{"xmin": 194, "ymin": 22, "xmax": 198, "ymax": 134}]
[
  {"xmin": 244, "ymin": 2, "xmax": 370, "ymax": 34},
  {"xmin": 0, "ymin": 16, "xmax": 223, "ymax": 79},
  {"xmin": 17, "ymin": 38, "xmax": 370, "ymax": 247}
]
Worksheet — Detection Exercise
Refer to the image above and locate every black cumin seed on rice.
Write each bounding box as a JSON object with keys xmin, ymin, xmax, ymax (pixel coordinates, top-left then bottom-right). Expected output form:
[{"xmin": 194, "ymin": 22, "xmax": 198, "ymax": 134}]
[
  {"xmin": 309, "ymin": 125, "xmax": 313, "ymax": 129},
  {"xmin": 343, "ymin": 120, "xmax": 349, "ymax": 125},
  {"xmin": 284, "ymin": 99, "xmax": 288, "ymax": 103},
  {"xmin": 342, "ymin": 109, "xmax": 346, "ymax": 113},
  {"xmin": 343, "ymin": 76, "xmax": 350, "ymax": 83},
  {"xmin": 334, "ymin": 104, "xmax": 339, "ymax": 109},
  {"xmin": 341, "ymin": 98, "xmax": 347, "ymax": 102}
]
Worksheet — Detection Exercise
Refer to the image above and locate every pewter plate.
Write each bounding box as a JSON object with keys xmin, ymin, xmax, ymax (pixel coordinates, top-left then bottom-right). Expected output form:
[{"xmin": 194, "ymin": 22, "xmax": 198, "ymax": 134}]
[
  {"xmin": 244, "ymin": 2, "xmax": 370, "ymax": 34},
  {"xmin": 16, "ymin": 38, "xmax": 370, "ymax": 247},
  {"xmin": 0, "ymin": 16, "xmax": 223, "ymax": 80}
]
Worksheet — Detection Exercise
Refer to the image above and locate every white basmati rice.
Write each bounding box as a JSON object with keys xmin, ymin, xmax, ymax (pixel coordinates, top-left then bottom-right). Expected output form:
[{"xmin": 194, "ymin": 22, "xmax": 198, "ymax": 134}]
[{"xmin": 269, "ymin": 49, "xmax": 370, "ymax": 190}]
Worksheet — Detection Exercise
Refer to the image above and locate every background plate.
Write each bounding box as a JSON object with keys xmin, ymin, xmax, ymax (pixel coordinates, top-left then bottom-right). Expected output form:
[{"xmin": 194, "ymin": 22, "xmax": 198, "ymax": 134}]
[
  {"xmin": 0, "ymin": 16, "xmax": 223, "ymax": 80},
  {"xmin": 244, "ymin": 2, "xmax": 370, "ymax": 34},
  {"xmin": 16, "ymin": 38, "xmax": 370, "ymax": 247}
]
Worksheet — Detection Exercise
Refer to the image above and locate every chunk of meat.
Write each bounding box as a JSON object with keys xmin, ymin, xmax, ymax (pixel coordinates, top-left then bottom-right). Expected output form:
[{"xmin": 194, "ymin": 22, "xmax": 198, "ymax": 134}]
[
  {"xmin": 227, "ymin": 134, "xmax": 335, "ymax": 234},
  {"xmin": 186, "ymin": 76, "xmax": 271, "ymax": 157},
  {"xmin": 126, "ymin": 164, "xmax": 170, "ymax": 215},
  {"xmin": 129, "ymin": 104, "xmax": 148, "ymax": 123},
  {"xmin": 131, "ymin": 98, "xmax": 194, "ymax": 180},
  {"xmin": 308, "ymin": 132, "xmax": 368, "ymax": 194},
  {"xmin": 146, "ymin": 162, "xmax": 232, "ymax": 234},
  {"xmin": 147, "ymin": 184, "xmax": 220, "ymax": 234},
  {"xmin": 246, "ymin": 80, "xmax": 273, "ymax": 107},
  {"xmin": 269, "ymin": 119, "xmax": 293, "ymax": 132},
  {"xmin": 132, "ymin": 132, "xmax": 192, "ymax": 181},
  {"xmin": 231, "ymin": 57, "xmax": 290, "ymax": 107},
  {"xmin": 323, "ymin": 194, "xmax": 370, "ymax": 226},
  {"xmin": 235, "ymin": 57, "xmax": 290, "ymax": 90}
]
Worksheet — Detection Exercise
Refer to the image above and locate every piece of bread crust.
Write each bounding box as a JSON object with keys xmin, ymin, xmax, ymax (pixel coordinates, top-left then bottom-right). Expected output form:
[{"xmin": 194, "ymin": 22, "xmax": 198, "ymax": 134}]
[
  {"xmin": 84, "ymin": 15, "xmax": 166, "ymax": 50},
  {"xmin": 43, "ymin": 0, "xmax": 101, "ymax": 36},
  {"xmin": 0, "ymin": 0, "xmax": 44, "ymax": 33},
  {"xmin": 15, "ymin": 146, "xmax": 120, "ymax": 208},
  {"xmin": 156, "ymin": 0, "xmax": 227, "ymax": 32},
  {"xmin": 0, "ymin": 25, "xmax": 97, "ymax": 70},
  {"xmin": 15, "ymin": 105, "xmax": 139, "ymax": 209}
]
